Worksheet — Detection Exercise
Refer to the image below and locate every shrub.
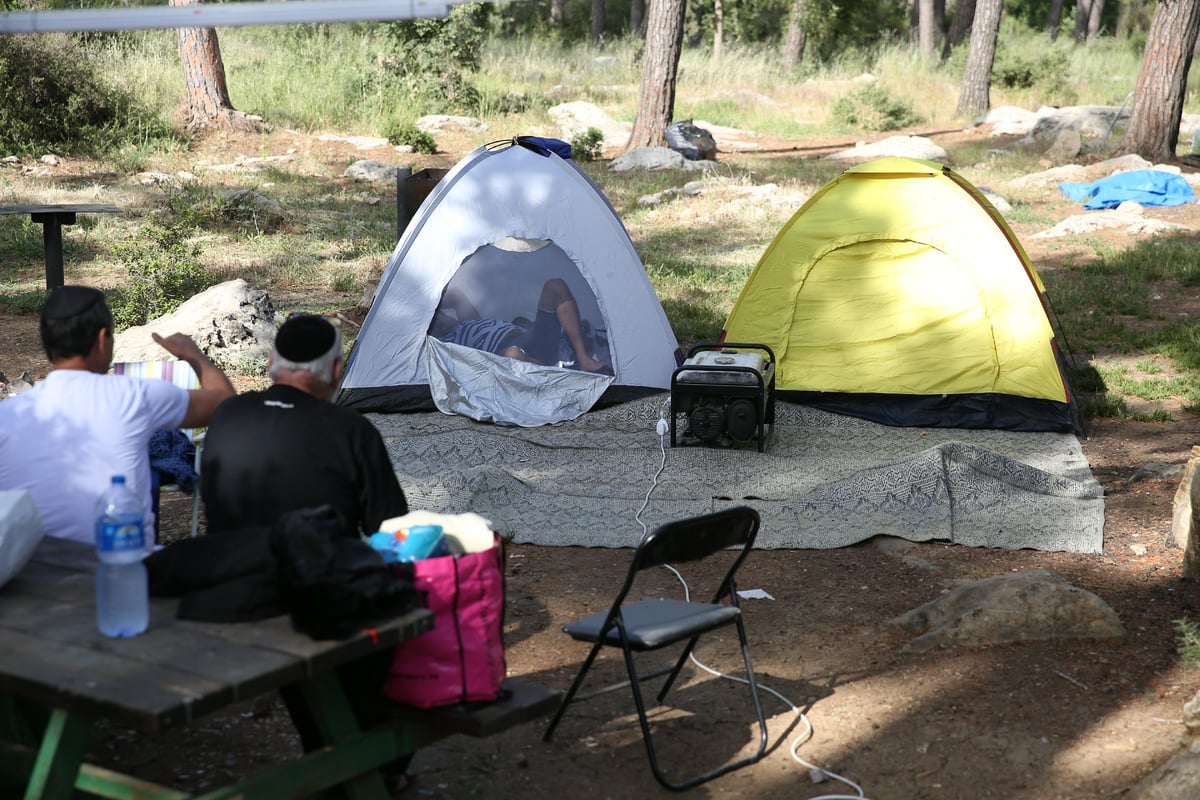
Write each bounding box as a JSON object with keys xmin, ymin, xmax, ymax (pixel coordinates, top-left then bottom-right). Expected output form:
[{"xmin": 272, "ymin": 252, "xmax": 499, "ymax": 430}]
[
  {"xmin": 380, "ymin": 4, "xmax": 488, "ymax": 114},
  {"xmin": 108, "ymin": 221, "xmax": 217, "ymax": 330},
  {"xmin": 569, "ymin": 128, "xmax": 605, "ymax": 162},
  {"xmin": 384, "ymin": 120, "xmax": 437, "ymax": 154},
  {"xmin": 0, "ymin": 34, "xmax": 171, "ymax": 156},
  {"xmin": 1175, "ymin": 618, "xmax": 1200, "ymax": 668},
  {"xmin": 830, "ymin": 83, "xmax": 922, "ymax": 132}
]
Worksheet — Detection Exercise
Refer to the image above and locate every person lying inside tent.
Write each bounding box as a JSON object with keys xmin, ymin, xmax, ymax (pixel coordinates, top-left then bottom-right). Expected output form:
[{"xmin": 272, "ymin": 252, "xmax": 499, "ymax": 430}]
[{"xmin": 429, "ymin": 278, "xmax": 612, "ymax": 374}]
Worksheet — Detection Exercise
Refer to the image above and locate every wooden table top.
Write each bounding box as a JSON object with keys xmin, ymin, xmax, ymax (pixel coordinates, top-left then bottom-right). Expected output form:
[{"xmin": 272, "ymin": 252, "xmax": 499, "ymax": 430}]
[
  {"xmin": 0, "ymin": 204, "xmax": 122, "ymax": 216},
  {"xmin": 0, "ymin": 537, "xmax": 432, "ymax": 734}
]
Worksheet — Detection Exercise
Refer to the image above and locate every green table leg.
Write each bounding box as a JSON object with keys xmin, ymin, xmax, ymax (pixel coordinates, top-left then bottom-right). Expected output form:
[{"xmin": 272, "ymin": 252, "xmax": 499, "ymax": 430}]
[
  {"xmin": 24, "ymin": 709, "xmax": 92, "ymax": 800},
  {"xmin": 299, "ymin": 672, "xmax": 390, "ymax": 800}
]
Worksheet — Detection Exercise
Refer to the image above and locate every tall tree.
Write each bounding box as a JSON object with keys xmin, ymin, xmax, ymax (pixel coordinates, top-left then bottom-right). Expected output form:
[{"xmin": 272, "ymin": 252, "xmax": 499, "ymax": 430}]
[
  {"xmin": 629, "ymin": 0, "xmax": 646, "ymax": 35},
  {"xmin": 782, "ymin": 0, "xmax": 808, "ymax": 68},
  {"xmin": 942, "ymin": 0, "xmax": 976, "ymax": 58},
  {"xmin": 172, "ymin": 0, "xmax": 255, "ymax": 131},
  {"xmin": 1119, "ymin": 0, "xmax": 1200, "ymax": 161},
  {"xmin": 1047, "ymin": 0, "xmax": 1066, "ymax": 40},
  {"xmin": 592, "ymin": 0, "xmax": 605, "ymax": 42},
  {"xmin": 955, "ymin": 0, "xmax": 1002, "ymax": 117},
  {"xmin": 713, "ymin": 0, "xmax": 725, "ymax": 60},
  {"xmin": 1074, "ymin": 0, "xmax": 1105, "ymax": 40},
  {"xmin": 918, "ymin": 0, "xmax": 938, "ymax": 57},
  {"xmin": 627, "ymin": 0, "xmax": 686, "ymax": 151},
  {"xmin": 1087, "ymin": 0, "xmax": 1106, "ymax": 37},
  {"xmin": 551, "ymin": 0, "xmax": 565, "ymax": 28}
]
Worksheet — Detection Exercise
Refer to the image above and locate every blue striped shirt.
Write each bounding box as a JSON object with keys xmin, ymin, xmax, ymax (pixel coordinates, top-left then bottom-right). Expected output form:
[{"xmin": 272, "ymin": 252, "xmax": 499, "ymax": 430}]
[{"xmin": 443, "ymin": 319, "xmax": 525, "ymax": 355}]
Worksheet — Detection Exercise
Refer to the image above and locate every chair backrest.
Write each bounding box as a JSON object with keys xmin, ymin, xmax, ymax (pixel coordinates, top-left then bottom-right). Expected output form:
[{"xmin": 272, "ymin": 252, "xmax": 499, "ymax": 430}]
[
  {"xmin": 618, "ymin": 506, "xmax": 760, "ymax": 606},
  {"xmin": 110, "ymin": 360, "xmax": 201, "ymax": 440}
]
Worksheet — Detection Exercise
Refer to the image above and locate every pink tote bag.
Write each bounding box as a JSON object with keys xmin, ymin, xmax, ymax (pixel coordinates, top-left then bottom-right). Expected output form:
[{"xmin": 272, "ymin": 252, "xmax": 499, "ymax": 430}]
[{"xmin": 384, "ymin": 535, "xmax": 506, "ymax": 708}]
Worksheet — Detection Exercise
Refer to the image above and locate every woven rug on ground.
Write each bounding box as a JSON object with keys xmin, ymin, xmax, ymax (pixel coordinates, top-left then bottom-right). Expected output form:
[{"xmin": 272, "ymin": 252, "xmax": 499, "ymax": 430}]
[{"xmin": 369, "ymin": 395, "xmax": 1105, "ymax": 553}]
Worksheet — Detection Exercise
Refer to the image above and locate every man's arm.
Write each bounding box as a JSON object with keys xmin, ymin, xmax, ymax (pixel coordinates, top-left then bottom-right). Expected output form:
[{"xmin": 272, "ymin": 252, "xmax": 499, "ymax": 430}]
[
  {"xmin": 440, "ymin": 287, "xmax": 482, "ymax": 321},
  {"xmin": 152, "ymin": 332, "xmax": 236, "ymax": 428},
  {"xmin": 357, "ymin": 425, "xmax": 408, "ymax": 534}
]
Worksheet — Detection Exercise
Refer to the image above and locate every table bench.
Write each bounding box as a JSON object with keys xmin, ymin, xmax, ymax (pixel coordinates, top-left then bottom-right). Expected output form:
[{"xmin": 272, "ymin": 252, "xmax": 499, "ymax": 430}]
[
  {"xmin": 0, "ymin": 536, "xmax": 560, "ymax": 800},
  {"xmin": 0, "ymin": 204, "xmax": 123, "ymax": 291}
]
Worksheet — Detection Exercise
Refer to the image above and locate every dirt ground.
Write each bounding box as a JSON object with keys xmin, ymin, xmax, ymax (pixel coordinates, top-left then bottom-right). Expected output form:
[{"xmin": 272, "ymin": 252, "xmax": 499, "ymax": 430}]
[{"xmin": 4, "ymin": 123, "xmax": 1200, "ymax": 799}]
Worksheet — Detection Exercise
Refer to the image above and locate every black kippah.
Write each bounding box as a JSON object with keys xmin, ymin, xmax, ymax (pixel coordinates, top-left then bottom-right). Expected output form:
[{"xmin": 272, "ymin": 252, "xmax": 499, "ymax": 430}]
[
  {"xmin": 276, "ymin": 315, "xmax": 337, "ymax": 362},
  {"xmin": 42, "ymin": 285, "xmax": 104, "ymax": 320}
]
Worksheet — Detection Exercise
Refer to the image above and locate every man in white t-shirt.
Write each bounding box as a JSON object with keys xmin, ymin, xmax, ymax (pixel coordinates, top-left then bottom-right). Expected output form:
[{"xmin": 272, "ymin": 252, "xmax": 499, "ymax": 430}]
[{"xmin": 0, "ymin": 285, "xmax": 235, "ymax": 543}]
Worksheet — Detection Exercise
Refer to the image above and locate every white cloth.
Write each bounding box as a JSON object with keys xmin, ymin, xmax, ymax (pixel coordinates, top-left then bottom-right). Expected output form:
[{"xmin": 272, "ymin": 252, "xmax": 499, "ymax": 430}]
[
  {"xmin": 423, "ymin": 336, "xmax": 613, "ymax": 427},
  {"xmin": 0, "ymin": 370, "xmax": 189, "ymax": 544}
]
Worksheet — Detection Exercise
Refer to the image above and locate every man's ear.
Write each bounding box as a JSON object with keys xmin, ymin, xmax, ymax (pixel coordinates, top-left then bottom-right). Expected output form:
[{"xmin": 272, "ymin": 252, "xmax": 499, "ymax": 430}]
[{"xmin": 333, "ymin": 356, "xmax": 345, "ymax": 384}]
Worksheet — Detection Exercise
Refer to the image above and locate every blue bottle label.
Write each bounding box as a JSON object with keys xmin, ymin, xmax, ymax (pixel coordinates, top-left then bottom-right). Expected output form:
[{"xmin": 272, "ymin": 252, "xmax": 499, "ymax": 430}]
[{"xmin": 97, "ymin": 516, "xmax": 144, "ymax": 553}]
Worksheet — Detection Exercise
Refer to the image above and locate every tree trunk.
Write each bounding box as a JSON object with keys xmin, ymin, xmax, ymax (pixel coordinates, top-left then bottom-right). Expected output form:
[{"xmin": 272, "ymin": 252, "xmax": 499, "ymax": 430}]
[
  {"xmin": 172, "ymin": 0, "xmax": 256, "ymax": 132},
  {"xmin": 713, "ymin": 0, "xmax": 724, "ymax": 60},
  {"xmin": 782, "ymin": 0, "xmax": 808, "ymax": 69},
  {"xmin": 627, "ymin": 0, "xmax": 686, "ymax": 151},
  {"xmin": 1047, "ymin": 0, "xmax": 1065, "ymax": 40},
  {"xmin": 687, "ymin": 1, "xmax": 705, "ymax": 47},
  {"xmin": 1115, "ymin": 0, "xmax": 1132, "ymax": 38},
  {"xmin": 918, "ymin": 0, "xmax": 939, "ymax": 57},
  {"xmin": 629, "ymin": 0, "xmax": 645, "ymax": 35},
  {"xmin": 1119, "ymin": 0, "xmax": 1200, "ymax": 161},
  {"xmin": 1074, "ymin": 0, "xmax": 1091, "ymax": 41},
  {"xmin": 1087, "ymin": 0, "xmax": 1106, "ymax": 38},
  {"xmin": 943, "ymin": 0, "xmax": 976, "ymax": 58},
  {"xmin": 551, "ymin": 0, "xmax": 566, "ymax": 28},
  {"xmin": 955, "ymin": 0, "xmax": 1002, "ymax": 118},
  {"xmin": 592, "ymin": 0, "xmax": 605, "ymax": 43}
]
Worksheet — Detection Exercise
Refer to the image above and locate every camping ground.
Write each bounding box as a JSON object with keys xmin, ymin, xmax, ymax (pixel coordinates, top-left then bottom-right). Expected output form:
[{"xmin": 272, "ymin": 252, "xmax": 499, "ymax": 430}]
[{"xmin": 3, "ymin": 123, "xmax": 1200, "ymax": 798}]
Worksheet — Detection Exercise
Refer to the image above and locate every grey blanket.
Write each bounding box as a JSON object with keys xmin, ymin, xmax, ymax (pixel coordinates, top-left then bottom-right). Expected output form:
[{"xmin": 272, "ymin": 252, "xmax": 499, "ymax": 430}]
[{"xmin": 371, "ymin": 396, "xmax": 1104, "ymax": 553}]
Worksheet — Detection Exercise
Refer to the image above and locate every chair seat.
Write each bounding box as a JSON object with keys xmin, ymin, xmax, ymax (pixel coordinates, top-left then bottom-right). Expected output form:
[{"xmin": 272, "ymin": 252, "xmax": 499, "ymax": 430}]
[{"xmin": 564, "ymin": 598, "xmax": 741, "ymax": 650}]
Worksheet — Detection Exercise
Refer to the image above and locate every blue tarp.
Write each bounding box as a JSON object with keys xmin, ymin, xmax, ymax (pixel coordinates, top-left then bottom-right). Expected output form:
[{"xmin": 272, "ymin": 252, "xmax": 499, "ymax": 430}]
[{"xmin": 1060, "ymin": 169, "xmax": 1197, "ymax": 210}]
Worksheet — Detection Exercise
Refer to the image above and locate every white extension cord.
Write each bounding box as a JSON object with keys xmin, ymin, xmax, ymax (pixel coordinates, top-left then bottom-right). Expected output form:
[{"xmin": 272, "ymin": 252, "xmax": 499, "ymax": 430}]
[{"xmin": 635, "ymin": 403, "xmax": 873, "ymax": 800}]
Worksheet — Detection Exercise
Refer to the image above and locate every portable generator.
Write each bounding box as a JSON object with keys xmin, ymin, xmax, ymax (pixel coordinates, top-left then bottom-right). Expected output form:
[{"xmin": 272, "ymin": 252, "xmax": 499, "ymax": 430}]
[{"xmin": 669, "ymin": 343, "xmax": 776, "ymax": 452}]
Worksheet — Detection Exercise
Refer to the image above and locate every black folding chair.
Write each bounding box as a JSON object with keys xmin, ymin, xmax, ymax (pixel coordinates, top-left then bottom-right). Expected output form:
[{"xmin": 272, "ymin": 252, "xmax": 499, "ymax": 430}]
[{"xmin": 542, "ymin": 506, "xmax": 768, "ymax": 791}]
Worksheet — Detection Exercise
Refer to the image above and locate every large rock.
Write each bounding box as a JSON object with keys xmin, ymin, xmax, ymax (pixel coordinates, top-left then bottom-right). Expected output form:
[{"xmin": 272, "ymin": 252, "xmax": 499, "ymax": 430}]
[
  {"xmin": 826, "ymin": 135, "xmax": 948, "ymax": 162},
  {"xmin": 609, "ymin": 146, "xmax": 719, "ymax": 173},
  {"xmin": 547, "ymin": 101, "xmax": 631, "ymax": 149},
  {"xmin": 981, "ymin": 106, "xmax": 1040, "ymax": 136},
  {"xmin": 344, "ymin": 160, "xmax": 401, "ymax": 184},
  {"xmin": 1171, "ymin": 446, "xmax": 1200, "ymax": 580},
  {"xmin": 888, "ymin": 569, "xmax": 1125, "ymax": 652},
  {"xmin": 1128, "ymin": 747, "xmax": 1200, "ymax": 800},
  {"xmin": 113, "ymin": 279, "xmax": 277, "ymax": 368}
]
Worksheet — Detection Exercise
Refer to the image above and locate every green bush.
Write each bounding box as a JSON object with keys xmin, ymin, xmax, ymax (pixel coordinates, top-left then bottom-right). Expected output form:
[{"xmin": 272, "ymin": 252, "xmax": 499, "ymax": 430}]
[
  {"xmin": 830, "ymin": 83, "xmax": 922, "ymax": 132},
  {"xmin": 383, "ymin": 120, "xmax": 437, "ymax": 154},
  {"xmin": 380, "ymin": 4, "xmax": 488, "ymax": 114},
  {"xmin": 108, "ymin": 221, "xmax": 217, "ymax": 330},
  {"xmin": 0, "ymin": 34, "xmax": 171, "ymax": 156},
  {"xmin": 165, "ymin": 184, "xmax": 286, "ymax": 235},
  {"xmin": 569, "ymin": 128, "xmax": 604, "ymax": 162},
  {"xmin": 1176, "ymin": 618, "xmax": 1200, "ymax": 668},
  {"xmin": 993, "ymin": 48, "xmax": 1071, "ymax": 92}
]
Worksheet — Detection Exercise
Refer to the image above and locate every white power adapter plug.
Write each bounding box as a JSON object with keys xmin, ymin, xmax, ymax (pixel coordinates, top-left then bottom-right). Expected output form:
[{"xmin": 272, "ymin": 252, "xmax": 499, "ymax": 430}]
[{"xmin": 656, "ymin": 418, "xmax": 669, "ymax": 436}]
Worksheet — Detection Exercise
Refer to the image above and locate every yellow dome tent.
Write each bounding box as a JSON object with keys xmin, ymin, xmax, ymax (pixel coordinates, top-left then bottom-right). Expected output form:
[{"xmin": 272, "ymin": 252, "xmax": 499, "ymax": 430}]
[{"xmin": 723, "ymin": 157, "xmax": 1078, "ymax": 432}]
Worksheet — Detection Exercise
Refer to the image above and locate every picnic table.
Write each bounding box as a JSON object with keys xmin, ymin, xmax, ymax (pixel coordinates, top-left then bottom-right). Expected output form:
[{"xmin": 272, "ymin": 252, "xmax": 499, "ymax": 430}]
[
  {"xmin": 0, "ymin": 535, "xmax": 434, "ymax": 800},
  {"xmin": 0, "ymin": 204, "xmax": 123, "ymax": 291}
]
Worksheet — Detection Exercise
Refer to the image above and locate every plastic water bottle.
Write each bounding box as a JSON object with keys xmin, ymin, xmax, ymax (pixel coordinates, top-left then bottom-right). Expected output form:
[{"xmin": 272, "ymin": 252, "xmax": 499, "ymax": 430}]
[{"xmin": 94, "ymin": 475, "xmax": 149, "ymax": 638}]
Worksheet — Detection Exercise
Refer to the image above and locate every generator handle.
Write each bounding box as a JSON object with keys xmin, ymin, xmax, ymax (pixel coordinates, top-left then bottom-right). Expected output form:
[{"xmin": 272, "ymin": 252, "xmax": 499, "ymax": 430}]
[{"xmin": 686, "ymin": 342, "xmax": 775, "ymax": 366}]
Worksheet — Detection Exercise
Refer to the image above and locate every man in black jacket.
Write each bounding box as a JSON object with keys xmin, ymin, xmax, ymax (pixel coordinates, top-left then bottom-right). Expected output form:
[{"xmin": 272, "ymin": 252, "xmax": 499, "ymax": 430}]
[{"xmin": 200, "ymin": 313, "xmax": 412, "ymax": 793}]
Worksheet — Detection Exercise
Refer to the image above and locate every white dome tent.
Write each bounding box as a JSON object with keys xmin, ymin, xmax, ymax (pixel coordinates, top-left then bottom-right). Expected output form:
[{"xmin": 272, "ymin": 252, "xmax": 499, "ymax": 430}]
[{"xmin": 337, "ymin": 138, "xmax": 682, "ymax": 426}]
